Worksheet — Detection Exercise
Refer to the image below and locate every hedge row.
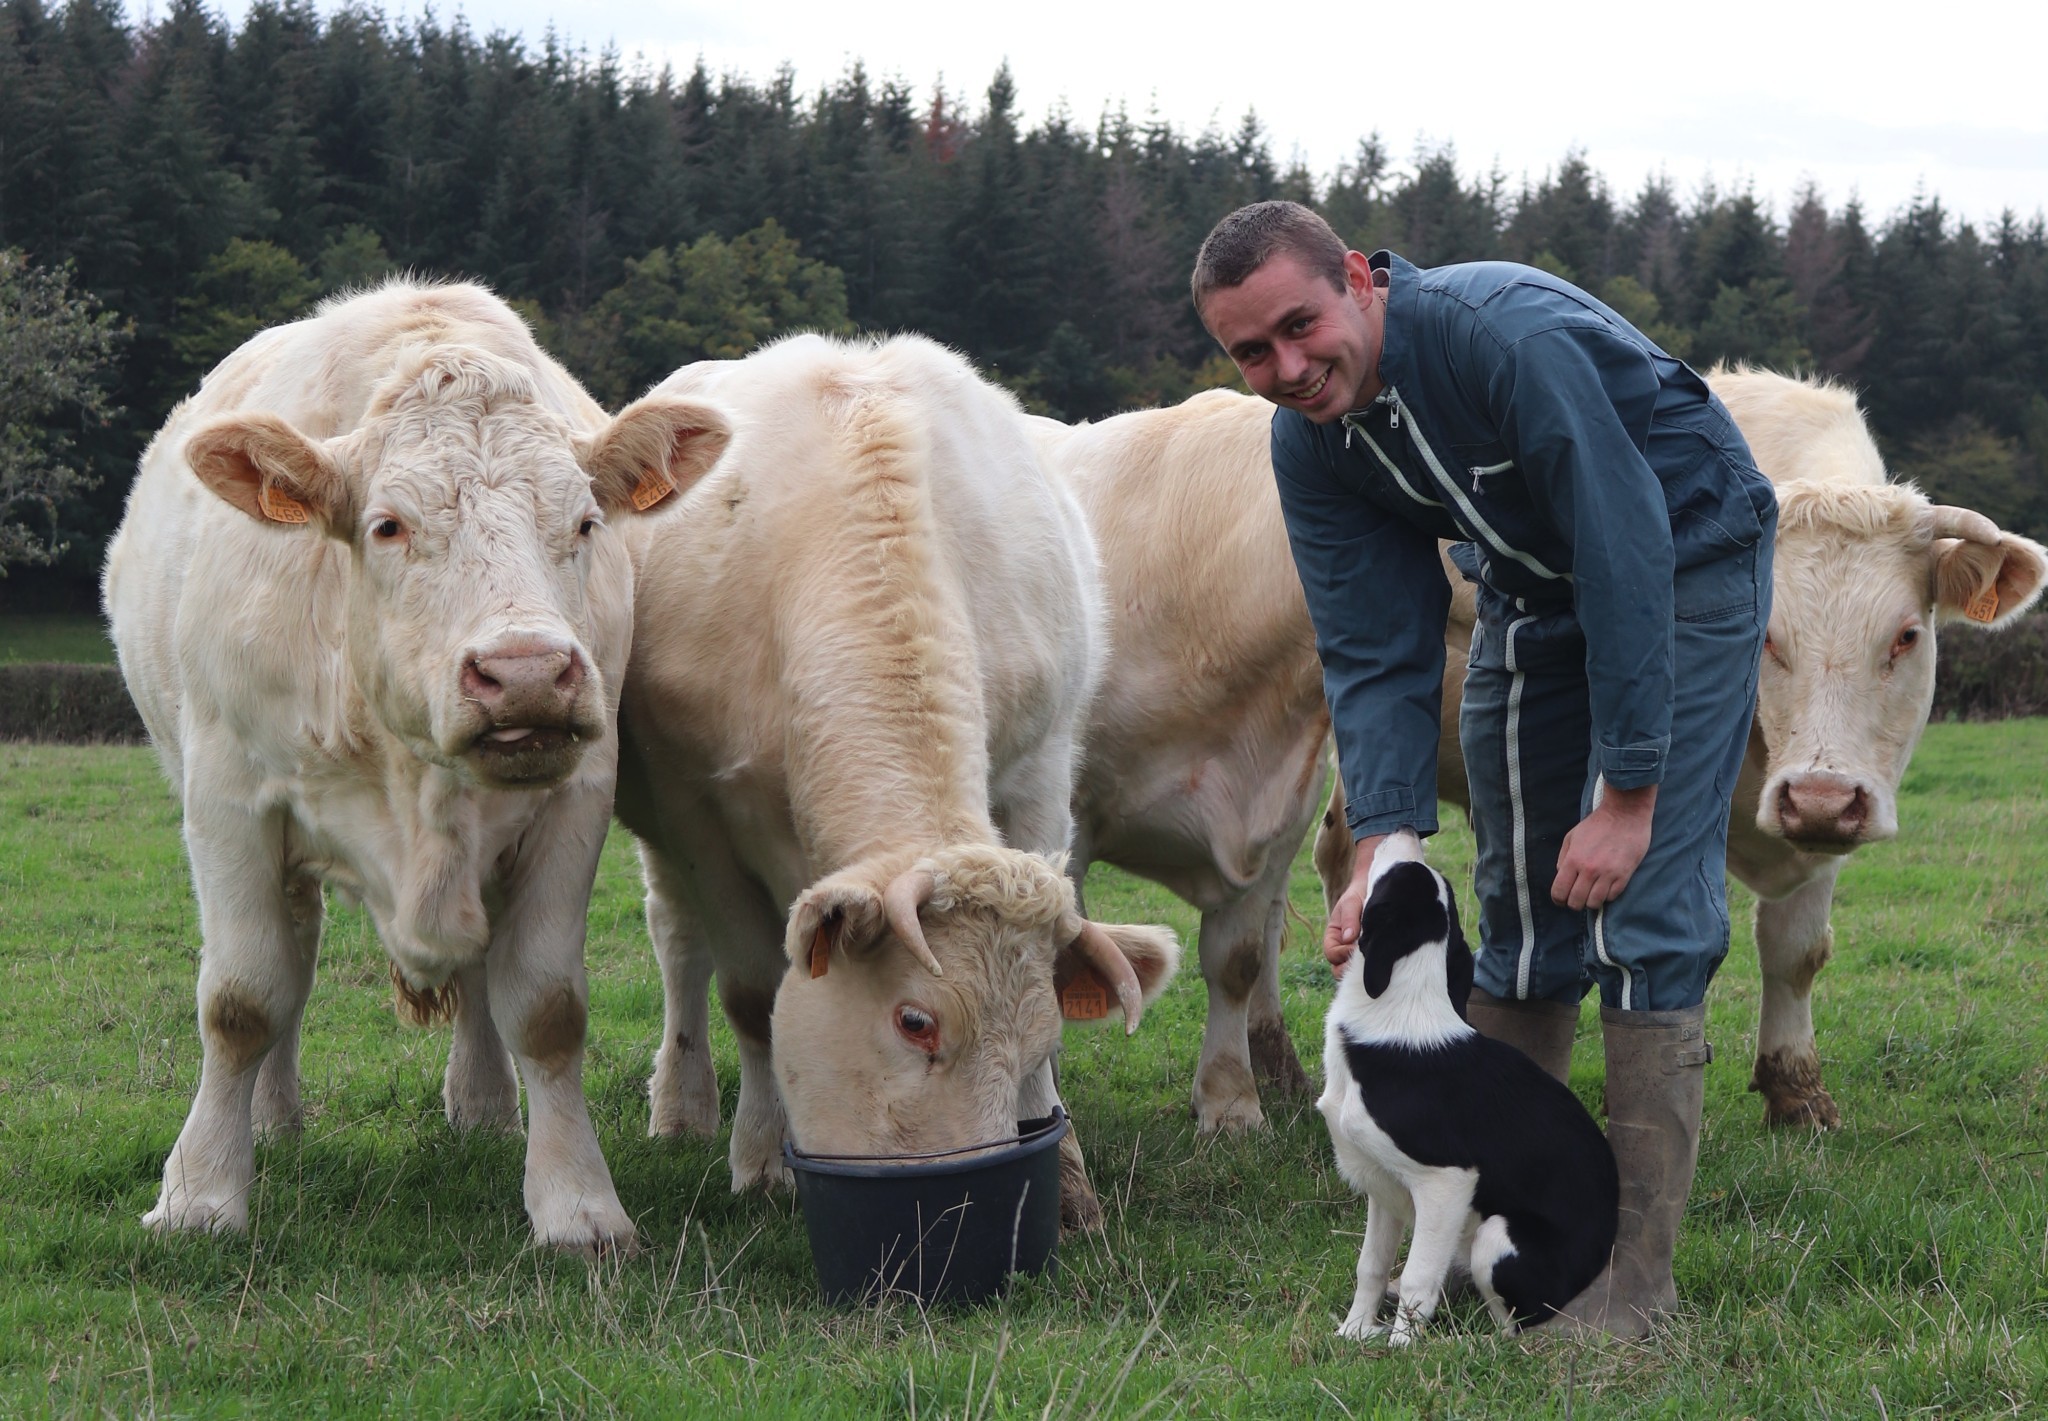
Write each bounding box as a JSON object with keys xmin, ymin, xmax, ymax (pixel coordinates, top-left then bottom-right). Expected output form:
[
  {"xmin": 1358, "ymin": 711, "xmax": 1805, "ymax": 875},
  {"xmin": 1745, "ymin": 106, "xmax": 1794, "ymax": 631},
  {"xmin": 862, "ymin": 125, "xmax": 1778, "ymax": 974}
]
[
  {"xmin": 1932, "ymin": 612, "xmax": 2048, "ymax": 722},
  {"xmin": 0, "ymin": 664, "xmax": 146, "ymax": 744},
  {"xmin": 4, "ymin": 617, "xmax": 2045, "ymax": 746}
]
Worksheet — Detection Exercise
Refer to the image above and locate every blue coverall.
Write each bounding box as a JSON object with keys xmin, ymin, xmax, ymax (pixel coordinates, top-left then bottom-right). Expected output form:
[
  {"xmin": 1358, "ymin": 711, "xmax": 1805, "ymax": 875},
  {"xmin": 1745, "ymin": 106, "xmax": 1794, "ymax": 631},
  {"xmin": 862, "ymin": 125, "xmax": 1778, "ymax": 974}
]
[{"xmin": 1272, "ymin": 251, "xmax": 1778, "ymax": 1011}]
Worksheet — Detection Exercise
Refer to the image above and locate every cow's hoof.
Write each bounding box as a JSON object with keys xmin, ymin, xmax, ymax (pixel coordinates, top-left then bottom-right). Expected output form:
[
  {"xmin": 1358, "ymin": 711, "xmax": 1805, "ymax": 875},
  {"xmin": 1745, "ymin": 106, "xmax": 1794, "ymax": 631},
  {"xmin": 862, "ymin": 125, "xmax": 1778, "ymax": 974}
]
[
  {"xmin": 142, "ymin": 1197, "xmax": 246, "ymax": 1237},
  {"xmin": 648, "ymin": 1046, "xmax": 721, "ymax": 1139},
  {"xmin": 1248, "ymin": 1019, "xmax": 1314, "ymax": 1098},
  {"xmin": 1192, "ymin": 1090, "xmax": 1267, "ymax": 1136},
  {"xmin": 1762, "ymin": 1089, "xmax": 1840, "ymax": 1131},
  {"xmin": 536, "ymin": 1213, "xmax": 640, "ymax": 1260},
  {"xmin": 1750, "ymin": 1049, "xmax": 1841, "ymax": 1130}
]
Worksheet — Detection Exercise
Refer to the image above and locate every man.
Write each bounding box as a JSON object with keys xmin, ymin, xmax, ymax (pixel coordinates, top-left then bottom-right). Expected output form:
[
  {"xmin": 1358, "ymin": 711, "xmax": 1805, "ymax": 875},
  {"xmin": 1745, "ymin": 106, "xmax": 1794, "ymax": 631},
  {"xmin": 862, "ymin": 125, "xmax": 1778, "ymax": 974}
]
[{"xmin": 1193, "ymin": 201, "xmax": 1775, "ymax": 1336}]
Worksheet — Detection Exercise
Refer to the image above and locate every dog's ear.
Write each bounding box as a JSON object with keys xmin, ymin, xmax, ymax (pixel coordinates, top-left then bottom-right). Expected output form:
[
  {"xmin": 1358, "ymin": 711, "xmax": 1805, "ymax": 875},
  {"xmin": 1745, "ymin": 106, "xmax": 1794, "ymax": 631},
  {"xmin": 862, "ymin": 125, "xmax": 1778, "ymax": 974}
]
[
  {"xmin": 1358, "ymin": 861, "xmax": 1448, "ymax": 999},
  {"xmin": 1441, "ymin": 876, "xmax": 1475, "ymax": 1021}
]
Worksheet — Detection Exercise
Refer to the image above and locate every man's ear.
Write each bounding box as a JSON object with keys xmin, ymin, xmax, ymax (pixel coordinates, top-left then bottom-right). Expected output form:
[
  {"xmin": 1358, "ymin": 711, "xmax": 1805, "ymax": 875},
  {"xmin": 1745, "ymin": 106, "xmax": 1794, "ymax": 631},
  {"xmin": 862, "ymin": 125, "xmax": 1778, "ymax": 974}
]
[
  {"xmin": 185, "ymin": 413, "xmax": 351, "ymax": 536},
  {"xmin": 783, "ymin": 878, "xmax": 885, "ymax": 980},
  {"xmin": 578, "ymin": 396, "xmax": 732, "ymax": 516},
  {"xmin": 1932, "ymin": 528, "xmax": 2047, "ymax": 628}
]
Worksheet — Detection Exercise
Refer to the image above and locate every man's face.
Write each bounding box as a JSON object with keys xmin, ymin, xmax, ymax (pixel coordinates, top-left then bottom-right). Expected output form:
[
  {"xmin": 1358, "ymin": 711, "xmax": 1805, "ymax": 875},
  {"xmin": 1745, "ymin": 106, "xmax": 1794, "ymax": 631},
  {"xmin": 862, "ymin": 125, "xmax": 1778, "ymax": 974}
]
[{"xmin": 1202, "ymin": 249, "xmax": 1380, "ymax": 423}]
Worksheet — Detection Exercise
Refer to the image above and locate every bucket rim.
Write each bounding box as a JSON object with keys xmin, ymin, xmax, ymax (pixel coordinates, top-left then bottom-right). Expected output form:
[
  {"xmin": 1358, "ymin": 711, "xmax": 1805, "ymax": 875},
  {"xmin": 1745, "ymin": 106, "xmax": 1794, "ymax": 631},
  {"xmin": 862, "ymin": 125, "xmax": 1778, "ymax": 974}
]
[{"xmin": 783, "ymin": 1107, "xmax": 1069, "ymax": 1179}]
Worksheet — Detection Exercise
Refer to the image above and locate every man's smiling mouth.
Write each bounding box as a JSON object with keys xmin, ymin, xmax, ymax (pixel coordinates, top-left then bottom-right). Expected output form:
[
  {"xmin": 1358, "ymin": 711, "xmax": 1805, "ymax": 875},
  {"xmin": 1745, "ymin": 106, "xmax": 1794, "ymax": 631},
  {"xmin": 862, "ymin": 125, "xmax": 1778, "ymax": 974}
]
[{"xmin": 1292, "ymin": 368, "xmax": 1331, "ymax": 403}]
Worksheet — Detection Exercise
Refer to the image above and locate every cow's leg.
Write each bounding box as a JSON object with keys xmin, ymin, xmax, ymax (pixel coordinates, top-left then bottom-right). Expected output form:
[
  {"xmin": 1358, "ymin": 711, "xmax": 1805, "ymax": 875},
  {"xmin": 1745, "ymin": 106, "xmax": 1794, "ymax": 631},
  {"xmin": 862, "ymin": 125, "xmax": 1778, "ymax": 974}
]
[
  {"xmin": 643, "ymin": 853, "xmax": 720, "ymax": 1139},
  {"xmin": 1751, "ymin": 863, "xmax": 1844, "ymax": 1129},
  {"xmin": 719, "ymin": 971, "xmax": 789, "ymax": 1191},
  {"xmin": 1187, "ymin": 880, "xmax": 1277, "ymax": 1138},
  {"xmin": 1020, "ymin": 1056, "xmax": 1102, "ymax": 1232},
  {"xmin": 251, "ymin": 872, "xmax": 323, "ymax": 1138},
  {"xmin": 147, "ymin": 797, "xmax": 312, "ymax": 1235},
  {"xmin": 490, "ymin": 784, "xmax": 635, "ymax": 1254},
  {"xmin": 1001, "ymin": 739, "xmax": 1105, "ymax": 1230},
  {"xmin": 1246, "ymin": 844, "xmax": 1313, "ymax": 1100},
  {"xmin": 444, "ymin": 959, "xmax": 521, "ymax": 1132}
]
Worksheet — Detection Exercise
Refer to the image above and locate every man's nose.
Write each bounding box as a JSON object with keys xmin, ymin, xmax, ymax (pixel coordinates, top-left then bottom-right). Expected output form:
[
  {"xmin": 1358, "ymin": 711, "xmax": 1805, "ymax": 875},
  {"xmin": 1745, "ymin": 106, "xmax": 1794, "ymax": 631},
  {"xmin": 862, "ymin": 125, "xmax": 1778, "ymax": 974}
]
[{"xmin": 1273, "ymin": 341, "xmax": 1309, "ymax": 384}]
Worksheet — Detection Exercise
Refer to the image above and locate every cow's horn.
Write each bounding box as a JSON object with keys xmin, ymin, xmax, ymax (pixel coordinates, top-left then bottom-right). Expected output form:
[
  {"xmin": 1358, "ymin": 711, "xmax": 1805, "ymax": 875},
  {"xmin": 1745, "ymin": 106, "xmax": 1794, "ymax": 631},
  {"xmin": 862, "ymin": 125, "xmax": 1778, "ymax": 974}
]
[
  {"xmin": 883, "ymin": 869, "xmax": 943, "ymax": 977},
  {"xmin": 1928, "ymin": 505, "xmax": 2001, "ymax": 546},
  {"xmin": 1070, "ymin": 918, "xmax": 1146, "ymax": 1035}
]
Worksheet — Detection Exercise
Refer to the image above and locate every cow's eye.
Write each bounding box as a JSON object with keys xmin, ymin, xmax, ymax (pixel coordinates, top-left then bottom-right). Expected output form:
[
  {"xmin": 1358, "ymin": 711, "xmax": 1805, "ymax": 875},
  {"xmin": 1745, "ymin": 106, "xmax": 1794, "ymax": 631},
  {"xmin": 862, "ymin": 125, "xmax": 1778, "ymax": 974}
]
[
  {"xmin": 578, "ymin": 511, "xmax": 599, "ymax": 537},
  {"xmin": 1891, "ymin": 626, "xmax": 1921, "ymax": 659},
  {"xmin": 371, "ymin": 517, "xmax": 404, "ymax": 542},
  {"xmin": 895, "ymin": 1004, "xmax": 940, "ymax": 1054}
]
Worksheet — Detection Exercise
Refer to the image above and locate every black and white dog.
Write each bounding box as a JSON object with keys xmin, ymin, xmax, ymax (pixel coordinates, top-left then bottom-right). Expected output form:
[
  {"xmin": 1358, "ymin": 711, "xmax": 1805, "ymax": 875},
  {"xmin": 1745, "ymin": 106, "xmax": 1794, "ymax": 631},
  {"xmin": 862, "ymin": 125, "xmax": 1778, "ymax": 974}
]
[{"xmin": 1318, "ymin": 832, "xmax": 1617, "ymax": 1343}]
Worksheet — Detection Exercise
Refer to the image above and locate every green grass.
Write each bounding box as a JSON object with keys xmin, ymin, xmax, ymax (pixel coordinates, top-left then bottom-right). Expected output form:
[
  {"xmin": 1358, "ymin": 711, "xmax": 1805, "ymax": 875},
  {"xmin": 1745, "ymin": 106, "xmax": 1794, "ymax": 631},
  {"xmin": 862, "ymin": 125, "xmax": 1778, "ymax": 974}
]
[
  {"xmin": 4, "ymin": 726, "xmax": 2047, "ymax": 1417},
  {"xmin": 0, "ymin": 613, "xmax": 116, "ymax": 665}
]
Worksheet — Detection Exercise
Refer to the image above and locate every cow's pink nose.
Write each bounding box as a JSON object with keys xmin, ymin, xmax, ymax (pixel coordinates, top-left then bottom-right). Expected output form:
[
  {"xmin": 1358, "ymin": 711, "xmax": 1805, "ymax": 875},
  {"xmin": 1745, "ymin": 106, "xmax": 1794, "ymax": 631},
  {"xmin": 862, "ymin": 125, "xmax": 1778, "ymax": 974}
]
[
  {"xmin": 1777, "ymin": 774, "xmax": 1868, "ymax": 841},
  {"xmin": 461, "ymin": 640, "xmax": 585, "ymax": 719}
]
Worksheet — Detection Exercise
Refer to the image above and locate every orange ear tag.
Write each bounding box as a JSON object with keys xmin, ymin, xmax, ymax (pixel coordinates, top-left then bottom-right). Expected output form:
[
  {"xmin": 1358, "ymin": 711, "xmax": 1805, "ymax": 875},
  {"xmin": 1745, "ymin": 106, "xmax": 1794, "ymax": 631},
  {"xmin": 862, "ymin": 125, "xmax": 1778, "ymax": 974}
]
[
  {"xmin": 1965, "ymin": 586, "xmax": 2000, "ymax": 624},
  {"xmin": 809, "ymin": 923, "xmax": 832, "ymax": 979},
  {"xmin": 630, "ymin": 470, "xmax": 675, "ymax": 512},
  {"xmin": 1057, "ymin": 973, "xmax": 1110, "ymax": 1020},
  {"xmin": 258, "ymin": 483, "xmax": 311, "ymax": 524}
]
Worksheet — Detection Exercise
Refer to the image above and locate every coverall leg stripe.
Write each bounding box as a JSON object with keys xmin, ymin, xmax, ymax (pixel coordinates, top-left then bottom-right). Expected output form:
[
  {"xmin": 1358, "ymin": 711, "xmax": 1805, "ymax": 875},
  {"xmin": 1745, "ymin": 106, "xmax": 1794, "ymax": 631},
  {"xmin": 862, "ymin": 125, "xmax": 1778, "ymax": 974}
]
[{"xmin": 1504, "ymin": 613, "xmax": 1540, "ymax": 999}]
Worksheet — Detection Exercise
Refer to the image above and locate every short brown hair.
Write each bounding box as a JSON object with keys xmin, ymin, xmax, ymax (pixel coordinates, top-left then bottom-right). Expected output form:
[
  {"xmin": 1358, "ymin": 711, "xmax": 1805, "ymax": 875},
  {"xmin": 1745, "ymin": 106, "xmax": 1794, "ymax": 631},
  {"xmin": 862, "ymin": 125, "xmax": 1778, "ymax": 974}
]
[{"xmin": 1190, "ymin": 201, "xmax": 1348, "ymax": 316}]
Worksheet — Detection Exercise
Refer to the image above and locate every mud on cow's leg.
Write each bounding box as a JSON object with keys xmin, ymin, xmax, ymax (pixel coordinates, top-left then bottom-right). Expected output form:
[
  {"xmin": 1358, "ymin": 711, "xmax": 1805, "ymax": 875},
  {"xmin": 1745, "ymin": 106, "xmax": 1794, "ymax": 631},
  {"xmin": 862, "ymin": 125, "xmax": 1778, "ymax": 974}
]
[
  {"xmin": 444, "ymin": 959, "xmax": 521, "ymax": 1132},
  {"xmin": 1751, "ymin": 866, "xmax": 1844, "ymax": 1130}
]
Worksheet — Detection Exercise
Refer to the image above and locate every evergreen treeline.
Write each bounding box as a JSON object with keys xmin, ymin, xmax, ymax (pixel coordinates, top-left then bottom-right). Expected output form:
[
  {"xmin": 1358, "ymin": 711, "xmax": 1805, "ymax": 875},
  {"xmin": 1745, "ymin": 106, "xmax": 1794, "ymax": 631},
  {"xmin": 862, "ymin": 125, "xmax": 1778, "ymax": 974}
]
[{"xmin": 4, "ymin": 0, "xmax": 2047, "ymax": 597}]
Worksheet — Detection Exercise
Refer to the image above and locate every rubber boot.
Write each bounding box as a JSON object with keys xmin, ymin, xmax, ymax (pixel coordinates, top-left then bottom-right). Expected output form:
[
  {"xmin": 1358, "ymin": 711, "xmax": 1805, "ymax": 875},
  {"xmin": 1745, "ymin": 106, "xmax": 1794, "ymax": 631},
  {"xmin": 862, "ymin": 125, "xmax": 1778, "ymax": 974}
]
[
  {"xmin": 1466, "ymin": 987, "xmax": 1578, "ymax": 1084},
  {"xmin": 1553, "ymin": 1003, "xmax": 1711, "ymax": 1338}
]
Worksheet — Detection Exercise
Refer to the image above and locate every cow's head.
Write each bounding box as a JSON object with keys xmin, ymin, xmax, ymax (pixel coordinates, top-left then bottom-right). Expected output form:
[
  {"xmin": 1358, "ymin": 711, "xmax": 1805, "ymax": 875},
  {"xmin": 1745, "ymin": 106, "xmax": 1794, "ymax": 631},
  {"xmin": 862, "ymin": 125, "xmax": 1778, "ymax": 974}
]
[
  {"xmin": 1756, "ymin": 479, "xmax": 2046, "ymax": 850},
  {"xmin": 184, "ymin": 349, "xmax": 729, "ymax": 789},
  {"xmin": 770, "ymin": 845, "xmax": 1179, "ymax": 1158}
]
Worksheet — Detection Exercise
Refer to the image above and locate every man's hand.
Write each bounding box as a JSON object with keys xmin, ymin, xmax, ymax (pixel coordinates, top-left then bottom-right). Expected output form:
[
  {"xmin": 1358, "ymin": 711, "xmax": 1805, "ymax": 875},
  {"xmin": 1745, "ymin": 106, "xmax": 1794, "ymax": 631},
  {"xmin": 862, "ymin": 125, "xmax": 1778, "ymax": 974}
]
[
  {"xmin": 1324, "ymin": 834, "xmax": 1387, "ymax": 970},
  {"xmin": 1552, "ymin": 783, "xmax": 1657, "ymax": 911}
]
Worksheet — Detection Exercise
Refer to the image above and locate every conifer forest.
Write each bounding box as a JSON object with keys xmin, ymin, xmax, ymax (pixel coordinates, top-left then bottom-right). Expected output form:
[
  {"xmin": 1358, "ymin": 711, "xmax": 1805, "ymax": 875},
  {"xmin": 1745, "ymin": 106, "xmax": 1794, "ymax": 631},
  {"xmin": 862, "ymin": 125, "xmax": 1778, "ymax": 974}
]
[{"xmin": 4, "ymin": 0, "xmax": 2047, "ymax": 595}]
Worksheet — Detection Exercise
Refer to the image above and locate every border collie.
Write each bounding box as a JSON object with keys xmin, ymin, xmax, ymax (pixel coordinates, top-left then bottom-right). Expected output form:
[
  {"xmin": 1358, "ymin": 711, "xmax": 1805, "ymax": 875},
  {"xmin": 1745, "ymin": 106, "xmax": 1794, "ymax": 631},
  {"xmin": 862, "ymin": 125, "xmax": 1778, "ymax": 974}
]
[{"xmin": 1317, "ymin": 832, "xmax": 1617, "ymax": 1343}]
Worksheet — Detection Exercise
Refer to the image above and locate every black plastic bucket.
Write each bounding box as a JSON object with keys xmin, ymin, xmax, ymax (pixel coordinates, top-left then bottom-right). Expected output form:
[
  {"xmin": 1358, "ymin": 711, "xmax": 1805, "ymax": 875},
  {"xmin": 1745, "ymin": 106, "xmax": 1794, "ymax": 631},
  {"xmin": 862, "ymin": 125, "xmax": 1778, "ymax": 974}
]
[{"xmin": 784, "ymin": 1108, "xmax": 1068, "ymax": 1306}]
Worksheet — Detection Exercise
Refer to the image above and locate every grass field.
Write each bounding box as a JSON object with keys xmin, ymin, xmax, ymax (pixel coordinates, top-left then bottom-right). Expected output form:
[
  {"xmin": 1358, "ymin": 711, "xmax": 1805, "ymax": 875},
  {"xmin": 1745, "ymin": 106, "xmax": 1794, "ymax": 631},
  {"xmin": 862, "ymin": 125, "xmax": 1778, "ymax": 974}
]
[
  {"xmin": 3, "ymin": 726, "xmax": 2046, "ymax": 1418},
  {"xmin": 0, "ymin": 614, "xmax": 116, "ymax": 666}
]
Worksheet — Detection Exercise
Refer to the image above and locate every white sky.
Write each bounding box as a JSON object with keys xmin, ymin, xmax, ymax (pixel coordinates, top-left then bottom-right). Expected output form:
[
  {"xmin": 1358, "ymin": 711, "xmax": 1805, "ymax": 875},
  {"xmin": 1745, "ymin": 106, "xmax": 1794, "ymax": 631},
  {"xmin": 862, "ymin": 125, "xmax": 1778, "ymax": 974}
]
[{"xmin": 196, "ymin": 0, "xmax": 2048, "ymax": 230}]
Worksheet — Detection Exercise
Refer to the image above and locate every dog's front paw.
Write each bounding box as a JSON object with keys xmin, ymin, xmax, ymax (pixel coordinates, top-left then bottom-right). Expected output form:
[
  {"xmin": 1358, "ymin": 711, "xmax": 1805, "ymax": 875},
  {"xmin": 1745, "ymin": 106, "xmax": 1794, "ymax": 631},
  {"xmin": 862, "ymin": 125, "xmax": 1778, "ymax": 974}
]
[{"xmin": 1336, "ymin": 1313, "xmax": 1391, "ymax": 1342}]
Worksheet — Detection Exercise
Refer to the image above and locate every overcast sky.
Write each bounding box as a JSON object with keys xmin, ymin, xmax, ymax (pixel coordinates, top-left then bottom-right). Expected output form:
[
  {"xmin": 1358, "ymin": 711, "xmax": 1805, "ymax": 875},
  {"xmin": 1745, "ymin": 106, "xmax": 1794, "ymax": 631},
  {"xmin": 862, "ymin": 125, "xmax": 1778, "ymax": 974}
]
[{"xmin": 196, "ymin": 0, "xmax": 2048, "ymax": 230}]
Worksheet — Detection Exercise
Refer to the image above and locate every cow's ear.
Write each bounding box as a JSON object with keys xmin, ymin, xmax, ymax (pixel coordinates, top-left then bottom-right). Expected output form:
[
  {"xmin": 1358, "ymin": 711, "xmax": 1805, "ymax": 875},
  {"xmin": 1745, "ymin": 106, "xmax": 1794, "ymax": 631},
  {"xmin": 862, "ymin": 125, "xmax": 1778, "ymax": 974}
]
[
  {"xmin": 185, "ymin": 414, "xmax": 350, "ymax": 536},
  {"xmin": 1053, "ymin": 916, "xmax": 1180, "ymax": 1032},
  {"xmin": 1932, "ymin": 527, "xmax": 2048, "ymax": 628},
  {"xmin": 784, "ymin": 878, "xmax": 885, "ymax": 980},
  {"xmin": 579, "ymin": 396, "xmax": 731, "ymax": 516}
]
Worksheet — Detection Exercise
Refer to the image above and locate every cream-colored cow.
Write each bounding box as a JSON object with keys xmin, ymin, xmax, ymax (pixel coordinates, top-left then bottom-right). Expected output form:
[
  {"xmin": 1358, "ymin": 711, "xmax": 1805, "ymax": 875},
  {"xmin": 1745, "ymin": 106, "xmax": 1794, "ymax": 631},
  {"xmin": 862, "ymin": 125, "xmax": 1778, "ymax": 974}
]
[
  {"xmin": 1316, "ymin": 368, "xmax": 2047, "ymax": 1128},
  {"xmin": 616, "ymin": 334, "xmax": 1178, "ymax": 1229},
  {"xmin": 104, "ymin": 280, "xmax": 727, "ymax": 1250},
  {"xmin": 1031, "ymin": 390, "xmax": 1333, "ymax": 1134}
]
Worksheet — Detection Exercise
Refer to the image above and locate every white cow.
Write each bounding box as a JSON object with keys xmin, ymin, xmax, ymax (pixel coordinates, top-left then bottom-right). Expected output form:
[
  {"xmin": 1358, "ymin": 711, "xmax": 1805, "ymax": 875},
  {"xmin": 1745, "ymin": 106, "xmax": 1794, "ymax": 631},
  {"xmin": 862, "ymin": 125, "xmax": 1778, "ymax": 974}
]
[
  {"xmin": 1030, "ymin": 390, "xmax": 1332, "ymax": 1134},
  {"xmin": 615, "ymin": 334, "xmax": 1179, "ymax": 1229},
  {"xmin": 104, "ymin": 280, "xmax": 729, "ymax": 1250},
  {"xmin": 1316, "ymin": 368, "xmax": 2047, "ymax": 1128}
]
